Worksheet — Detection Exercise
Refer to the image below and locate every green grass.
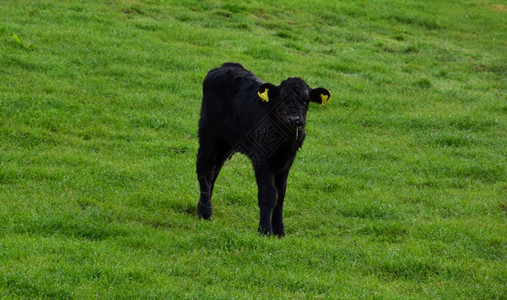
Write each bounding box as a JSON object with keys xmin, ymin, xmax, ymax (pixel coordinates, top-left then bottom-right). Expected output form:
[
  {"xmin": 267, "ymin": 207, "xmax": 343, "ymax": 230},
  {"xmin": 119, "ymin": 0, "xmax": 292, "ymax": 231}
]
[{"xmin": 0, "ymin": 0, "xmax": 505, "ymax": 298}]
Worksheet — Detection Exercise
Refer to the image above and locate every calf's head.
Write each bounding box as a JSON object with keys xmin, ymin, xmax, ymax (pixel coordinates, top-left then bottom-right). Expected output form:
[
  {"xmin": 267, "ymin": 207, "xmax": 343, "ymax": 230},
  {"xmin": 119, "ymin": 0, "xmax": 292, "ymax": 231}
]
[{"xmin": 258, "ymin": 77, "xmax": 330, "ymax": 129}]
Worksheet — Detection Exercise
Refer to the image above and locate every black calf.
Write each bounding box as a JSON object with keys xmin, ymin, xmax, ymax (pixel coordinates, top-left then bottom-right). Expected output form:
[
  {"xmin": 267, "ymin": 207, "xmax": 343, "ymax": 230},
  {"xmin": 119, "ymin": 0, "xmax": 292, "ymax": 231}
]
[{"xmin": 196, "ymin": 62, "xmax": 330, "ymax": 236}]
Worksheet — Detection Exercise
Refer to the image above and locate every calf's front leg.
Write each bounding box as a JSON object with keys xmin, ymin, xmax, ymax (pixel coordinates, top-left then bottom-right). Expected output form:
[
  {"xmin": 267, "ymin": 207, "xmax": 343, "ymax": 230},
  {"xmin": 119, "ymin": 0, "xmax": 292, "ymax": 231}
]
[
  {"xmin": 272, "ymin": 170, "xmax": 289, "ymax": 237},
  {"xmin": 255, "ymin": 166, "xmax": 278, "ymax": 235}
]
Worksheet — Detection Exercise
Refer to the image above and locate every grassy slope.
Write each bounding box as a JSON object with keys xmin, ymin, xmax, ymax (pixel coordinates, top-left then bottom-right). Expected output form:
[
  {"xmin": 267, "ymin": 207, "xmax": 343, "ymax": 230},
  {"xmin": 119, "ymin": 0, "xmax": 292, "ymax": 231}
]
[{"xmin": 0, "ymin": 0, "xmax": 505, "ymax": 298}]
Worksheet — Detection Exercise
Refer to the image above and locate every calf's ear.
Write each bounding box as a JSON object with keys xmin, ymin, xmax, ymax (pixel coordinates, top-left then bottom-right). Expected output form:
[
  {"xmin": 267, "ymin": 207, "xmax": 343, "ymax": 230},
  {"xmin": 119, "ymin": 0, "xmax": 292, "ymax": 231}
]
[
  {"xmin": 258, "ymin": 83, "xmax": 279, "ymax": 102},
  {"xmin": 309, "ymin": 87, "xmax": 331, "ymax": 105}
]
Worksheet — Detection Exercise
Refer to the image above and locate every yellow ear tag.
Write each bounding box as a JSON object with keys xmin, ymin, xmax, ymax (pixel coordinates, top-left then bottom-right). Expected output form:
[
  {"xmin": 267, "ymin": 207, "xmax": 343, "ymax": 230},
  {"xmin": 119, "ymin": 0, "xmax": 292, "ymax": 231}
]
[
  {"xmin": 258, "ymin": 88, "xmax": 270, "ymax": 102},
  {"xmin": 320, "ymin": 94, "xmax": 330, "ymax": 105}
]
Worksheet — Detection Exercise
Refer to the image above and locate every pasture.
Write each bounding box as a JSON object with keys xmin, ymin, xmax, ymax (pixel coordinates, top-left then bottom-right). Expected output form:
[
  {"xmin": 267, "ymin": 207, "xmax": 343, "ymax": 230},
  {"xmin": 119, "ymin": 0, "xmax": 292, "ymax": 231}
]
[{"xmin": 0, "ymin": 0, "xmax": 505, "ymax": 298}]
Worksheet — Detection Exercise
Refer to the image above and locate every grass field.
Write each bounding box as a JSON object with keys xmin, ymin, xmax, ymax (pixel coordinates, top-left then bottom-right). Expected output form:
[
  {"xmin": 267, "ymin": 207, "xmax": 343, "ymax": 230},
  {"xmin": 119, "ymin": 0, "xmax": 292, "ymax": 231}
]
[{"xmin": 0, "ymin": 0, "xmax": 506, "ymax": 298}]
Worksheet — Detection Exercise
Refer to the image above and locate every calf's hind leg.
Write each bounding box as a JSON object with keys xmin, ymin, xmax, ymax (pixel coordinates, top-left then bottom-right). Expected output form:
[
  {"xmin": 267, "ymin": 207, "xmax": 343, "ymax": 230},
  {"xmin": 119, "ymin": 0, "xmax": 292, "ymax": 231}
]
[{"xmin": 196, "ymin": 141, "xmax": 230, "ymax": 219}]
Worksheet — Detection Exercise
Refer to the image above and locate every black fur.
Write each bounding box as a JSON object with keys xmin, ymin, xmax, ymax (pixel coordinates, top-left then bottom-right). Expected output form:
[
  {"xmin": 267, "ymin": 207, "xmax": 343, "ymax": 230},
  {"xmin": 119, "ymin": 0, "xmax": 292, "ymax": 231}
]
[{"xmin": 196, "ymin": 62, "xmax": 330, "ymax": 236}]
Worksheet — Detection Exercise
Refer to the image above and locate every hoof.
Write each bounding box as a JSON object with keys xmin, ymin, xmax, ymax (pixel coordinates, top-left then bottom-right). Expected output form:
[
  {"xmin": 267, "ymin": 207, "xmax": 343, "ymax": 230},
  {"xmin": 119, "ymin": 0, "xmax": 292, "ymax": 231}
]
[
  {"xmin": 258, "ymin": 226, "xmax": 272, "ymax": 236},
  {"xmin": 273, "ymin": 231, "xmax": 286, "ymax": 238},
  {"xmin": 198, "ymin": 213, "xmax": 212, "ymax": 220},
  {"xmin": 197, "ymin": 203, "xmax": 212, "ymax": 219}
]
